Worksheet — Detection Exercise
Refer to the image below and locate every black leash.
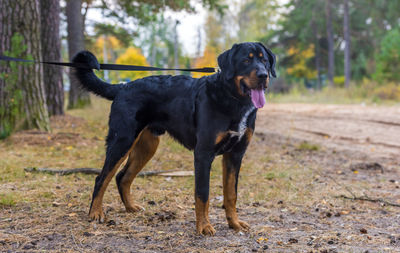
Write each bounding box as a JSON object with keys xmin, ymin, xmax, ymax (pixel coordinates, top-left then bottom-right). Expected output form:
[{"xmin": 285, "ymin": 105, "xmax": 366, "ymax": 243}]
[{"xmin": 0, "ymin": 55, "xmax": 217, "ymax": 73}]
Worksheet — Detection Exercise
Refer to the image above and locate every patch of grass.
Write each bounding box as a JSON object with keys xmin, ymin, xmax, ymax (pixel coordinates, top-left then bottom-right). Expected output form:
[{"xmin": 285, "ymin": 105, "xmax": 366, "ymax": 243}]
[
  {"xmin": 296, "ymin": 141, "xmax": 320, "ymax": 151},
  {"xmin": 265, "ymin": 172, "xmax": 276, "ymax": 180},
  {"xmin": 0, "ymin": 193, "xmax": 18, "ymax": 207}
]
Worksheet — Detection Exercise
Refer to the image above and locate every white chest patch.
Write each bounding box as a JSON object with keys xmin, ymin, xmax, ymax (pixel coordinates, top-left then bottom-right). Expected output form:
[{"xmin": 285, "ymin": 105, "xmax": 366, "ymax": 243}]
[{"xmin": 237, "ymin": 106, "xmax": 255, "ymax": 140}]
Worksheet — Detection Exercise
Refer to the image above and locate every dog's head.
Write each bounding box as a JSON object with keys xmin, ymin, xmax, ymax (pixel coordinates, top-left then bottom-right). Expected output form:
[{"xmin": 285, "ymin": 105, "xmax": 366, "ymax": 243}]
[{"xmin": 217, "ymin": 42, "xmax": 276, "ymax": 108}]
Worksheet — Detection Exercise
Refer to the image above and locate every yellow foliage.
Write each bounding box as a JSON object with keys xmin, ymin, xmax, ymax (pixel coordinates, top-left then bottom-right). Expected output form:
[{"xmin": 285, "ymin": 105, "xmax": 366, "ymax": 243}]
[
  {"xmin": 333, "ymin": 76, "xmax": 345, "ymax": 87},
  {"xmin": 93, "ymin": 36, "xmax": 122, "ymax": 63},
  {"xmin": 115, "ymin": 47, "xmax": 149, "ymax": 81},
  {"xmin": 286, "ymin": 44, "xmax": 317, "ymax": 79},
  {"xmin": 95, "ymin": 36, "xmax": 122, "ymax": 52},
  {"xmin": 192, "ymin": 46, "xmax": 218, "ymax": 78}
]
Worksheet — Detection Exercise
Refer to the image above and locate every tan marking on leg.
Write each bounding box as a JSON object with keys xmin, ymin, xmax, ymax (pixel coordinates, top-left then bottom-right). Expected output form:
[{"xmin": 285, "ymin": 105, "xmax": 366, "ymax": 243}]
[
  {"xmin": 215, "ymin": 131, "xmax": 228, "ymax": 145},
  {"xmin": 89, "ymin": 130, "xmax": 145, "ymax": 222},
  {"xmin": 119, "ymin": 129, "xmax": 159, "ymax": 212},
  {"xmin": 195, "ymin": 196, "xmax": 215, "ymax": 235},
  {"xmin": 244, "ymin": 128, "xmax": 253, "ymax": 144},
  {"xmin": 222, "ymin": 153, "xmax": 250, "ymax": 232}
]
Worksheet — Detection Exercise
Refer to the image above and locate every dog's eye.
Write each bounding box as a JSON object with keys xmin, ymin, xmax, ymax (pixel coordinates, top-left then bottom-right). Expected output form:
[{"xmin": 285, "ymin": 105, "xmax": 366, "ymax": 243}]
[
  {"xmin": 243, "ymin": 59, "xmax": 250, "ymax": 64},
  {"xmin": 261, "ymin": 58, "xmax": 267, "ymax": 63}
]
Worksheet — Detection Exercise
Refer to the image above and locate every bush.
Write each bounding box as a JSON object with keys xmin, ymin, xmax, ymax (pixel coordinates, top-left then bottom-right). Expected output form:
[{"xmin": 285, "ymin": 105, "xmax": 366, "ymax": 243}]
[
  {"xmin": 333, "ymin": 76, "xmax": 345, "ymax": 87},
  {"xmin": 374, "ymin": 29, "xmax": 400, "ymax": 82},
  {"xmin": 372, "ymin": 83, "xmax": 400, "ymax": 101}
]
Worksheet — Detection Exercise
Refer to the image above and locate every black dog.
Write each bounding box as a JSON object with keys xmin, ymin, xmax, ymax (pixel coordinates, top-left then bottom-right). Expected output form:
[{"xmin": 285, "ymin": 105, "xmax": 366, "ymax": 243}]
[{"xmin": 72, "ymin": 42, "xmax": 276, "ymax": 235}]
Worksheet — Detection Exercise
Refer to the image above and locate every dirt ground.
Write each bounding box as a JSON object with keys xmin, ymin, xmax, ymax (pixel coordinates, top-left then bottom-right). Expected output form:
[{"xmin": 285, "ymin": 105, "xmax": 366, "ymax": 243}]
[{"xmin": 1, "ymin": 102, "xmax": 400, "ymax": 252}]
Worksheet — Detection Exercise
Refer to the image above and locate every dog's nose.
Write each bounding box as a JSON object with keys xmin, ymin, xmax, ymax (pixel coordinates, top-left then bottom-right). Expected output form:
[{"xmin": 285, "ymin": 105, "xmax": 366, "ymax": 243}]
[{"xmin": 257, "ymin": 72, "xmax": 268, "ymax": 79}]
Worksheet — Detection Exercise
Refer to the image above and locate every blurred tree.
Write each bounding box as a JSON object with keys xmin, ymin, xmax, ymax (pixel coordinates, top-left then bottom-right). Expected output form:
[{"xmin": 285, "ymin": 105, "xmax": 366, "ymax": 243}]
[
  {"xmin": 270, "ymin": 0, "xmax": 400, "ymax": 85},
  {"xmin": 237, "ymin": 0, "xmax": 279, "ymax": 42},
  {"xmin": 266, "ymin": 0, "xmax": 328, "ymax": 86},
  {"xmin": 0, "ymin": 0, "xmax": 50, "ymax": 138},
  {"xmin": 66, "ymin": 0, "xmax": 91, "ymax": 109},
  {"xmin": 91, "ymin": 35, "xmax": 123, "ymax": 82},
  {"xmin": 343, "ymin": 0, "xmax": 351, "ymax": 88},
  {"xmin": 204, "ymin": 10, "xmax": 236, "ymax": 53},
  {"xmin": 374, "ymin": 29, "xmax": 400, "ymax": 82},
  {"xmin": 192, "ymin": 46, "xmax": 218, "ymax": 78},
  {"xmin": 95, "ymin": 0, "xmax": 226, "ymax": 26},
  {"xmin": 286, "ymin": 45, "xmax": 317, "ymax": 79},
  {"xmin": 40, "ymin": 0, "xmax": 64, "ymax": 116},
  {"xmin": 115, "ymin": 47, "xmax": 149, "ymax": 81},
  {"xmin": 93, "ymin": 23, "xmax": 132, "ymax": 48},
  {"xmin": 138, "ymin": 14, "xmax": 181, "ymax": 73},
  {"xmin": 325, "ymin": 0, "xmax": 334, "ymax": 86}
]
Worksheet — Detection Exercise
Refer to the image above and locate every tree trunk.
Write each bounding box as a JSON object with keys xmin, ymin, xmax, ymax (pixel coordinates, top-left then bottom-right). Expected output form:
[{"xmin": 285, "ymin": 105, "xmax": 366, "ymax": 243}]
[
  {"xmin": 311, "ymin": 19, "xmax": 322, "ymax": 90},
  {"xmin": 66, "ymin": 0, "xmax": 90, "ymax": 109},
  {"xmin": 343, "ymin": 0, "xmax": 351, "ymax": 88},
  {"xmin": 0, "ymin": 0, "xmax": 50, "ymax": 138},
  {"xmin": 325, "ymin": 0, "xmax": 335, "ymax": 86},
  {"xmin": 40, "ymin": 0, "xmax": 64, "ymax": 116}
]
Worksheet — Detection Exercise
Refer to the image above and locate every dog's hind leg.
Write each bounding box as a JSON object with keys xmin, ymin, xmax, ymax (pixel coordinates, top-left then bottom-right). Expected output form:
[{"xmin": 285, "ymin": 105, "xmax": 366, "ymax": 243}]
[
  {"xmin": 116, "ymin": 128, "xmax": 160, "ymax": 212},
  {"xmin": 89, "ymin": 125, "xmax": 143, "ymax": 223}
]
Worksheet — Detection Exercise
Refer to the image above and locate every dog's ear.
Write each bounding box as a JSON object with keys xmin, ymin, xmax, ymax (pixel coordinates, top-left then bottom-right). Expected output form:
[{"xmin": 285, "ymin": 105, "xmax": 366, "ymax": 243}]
[
  {"xmin": 218, "ymin": 44, "xmax": 238, "ymax": 81},
  {"xmin": 257, "ymin": 42, "xmax": 276, "ymax": 78}
]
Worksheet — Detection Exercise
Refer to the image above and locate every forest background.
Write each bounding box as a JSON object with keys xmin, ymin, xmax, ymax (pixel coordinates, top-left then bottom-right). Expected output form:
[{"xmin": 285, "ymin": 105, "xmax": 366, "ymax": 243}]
[{"xmin": 1, "ymin": 0, "xmax": 400, "ymax": 137}]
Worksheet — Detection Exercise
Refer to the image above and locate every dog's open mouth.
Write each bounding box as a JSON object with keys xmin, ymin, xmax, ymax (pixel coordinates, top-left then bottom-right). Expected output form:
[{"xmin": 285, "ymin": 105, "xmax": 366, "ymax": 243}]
[{"xmin": 240, "ymin": 81, "xmax": 266, "ymax": 108}]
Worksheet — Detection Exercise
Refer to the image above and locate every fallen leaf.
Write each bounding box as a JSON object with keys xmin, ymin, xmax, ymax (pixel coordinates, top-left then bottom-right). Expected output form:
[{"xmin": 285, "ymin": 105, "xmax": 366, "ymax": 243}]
[{"xmin": 257, "ymin": 237, "xmax": 269, "ymax": 243}]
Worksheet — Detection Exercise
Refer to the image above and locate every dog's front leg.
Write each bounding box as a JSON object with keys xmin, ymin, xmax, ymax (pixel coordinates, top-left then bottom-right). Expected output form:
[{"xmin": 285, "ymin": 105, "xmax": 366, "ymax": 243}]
[
  {"xmin": 194, "ymin": 149, "xmax": 215, "ymax": 235},
  {"xmin": 222, "ymin": 151, "xmax": 250, "ymax": 232}
]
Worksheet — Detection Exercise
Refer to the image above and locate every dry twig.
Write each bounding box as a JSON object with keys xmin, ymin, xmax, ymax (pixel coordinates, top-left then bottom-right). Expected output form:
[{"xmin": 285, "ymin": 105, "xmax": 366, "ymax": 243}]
[
  {"xmin": 324, "ymin": 173, "xmax": 400, "ymax": 207},
  {"xmin": 24, "ymin": 167, "xmax": 184, "ymax": 177}
]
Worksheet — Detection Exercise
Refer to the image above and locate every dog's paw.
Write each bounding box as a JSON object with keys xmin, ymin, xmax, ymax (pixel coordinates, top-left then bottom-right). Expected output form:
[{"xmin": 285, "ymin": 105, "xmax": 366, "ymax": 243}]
[
  {"xmin": 197, "ymin": 223, "xmax": 216, "ymax": 236},
  {"xmin": 89, "ymin": 209, "xmax": 105, "ymax": 223},
  {"xmin": 125, "ymin": 203, "xmax": 145, "ymax": 213},
  {"xmin": 229, "ymin": 219, "xmax": 250, "ymax": 232}
]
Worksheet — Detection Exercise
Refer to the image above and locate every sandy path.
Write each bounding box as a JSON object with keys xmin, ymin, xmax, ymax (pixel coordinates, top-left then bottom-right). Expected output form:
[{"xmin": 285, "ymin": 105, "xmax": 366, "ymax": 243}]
[{"xmin": 257, "ymin": 103, "xmax": 400, "ymax": 161}]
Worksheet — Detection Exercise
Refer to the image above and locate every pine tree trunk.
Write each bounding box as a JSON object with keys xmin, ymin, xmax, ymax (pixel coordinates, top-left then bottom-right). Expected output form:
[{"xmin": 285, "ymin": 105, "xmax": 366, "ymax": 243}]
[
  {"xmin": 66, "ymin": 0, "xmax": 90, "ymax": 109},
  {"xmin": 311, "ymin": 19, "xmax": 322, "ymax": 90},
  {"xmin": 40, "ymin": 0, "xmax": 64, "ymax": 116},
  {"xmin": 343, "ymin": 0, "xmax": 351, "ymax": 88},
  {"xmin": 0, "ymin": 0, "xmax": 50, "ymax": 138},
  {"xmin": 325, "ymin": 0, "xmax": 335, "ymax": 86}
]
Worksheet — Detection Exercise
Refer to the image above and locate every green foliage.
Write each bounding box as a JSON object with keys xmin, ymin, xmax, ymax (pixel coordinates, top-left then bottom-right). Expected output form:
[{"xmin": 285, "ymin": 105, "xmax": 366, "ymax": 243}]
[
  {"xmin": 0, "ymin": 193, "xmax": 17, "ymax": 207},
  {"xmin": 237, "ymin": 0, "xmax": 279, "ymax": 42},
  {"xmin": 374, "ymin": 29, "xmax": 400, "ymax": 82},
  {"xmin": 138, "ymin": 14, "xmax": 181, "ymax": 71},
  {"xmin": 297, "ymin": 142, "xmax": 320, "ymax": 151},
  {"xmin": 0, "ymin": 33, "xmax": 28, "ymax": 139},
  {"xmin": 265, "ymin": 0, "xmax": 400, "ymax": 84},
  {"xmin": 93, "ymin": 23, "xmax": 133, "ymax": 47},
  {"xmin": 97, "ymin": 0, "xmax": 227, "ymax": 25}
]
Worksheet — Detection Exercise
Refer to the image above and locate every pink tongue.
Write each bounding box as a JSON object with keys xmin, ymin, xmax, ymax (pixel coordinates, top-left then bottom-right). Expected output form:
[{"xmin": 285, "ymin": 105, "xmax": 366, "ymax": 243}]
[{"xmin": 250, "ymin": 89, "xmax": 266, "ymax": 108}]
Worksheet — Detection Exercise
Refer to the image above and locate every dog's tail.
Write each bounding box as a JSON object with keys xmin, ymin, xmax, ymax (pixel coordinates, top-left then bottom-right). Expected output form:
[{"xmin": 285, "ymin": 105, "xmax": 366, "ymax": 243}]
[{"xmin": 72, "ymin": 51, "xmax": 120, "ymax": 100}]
